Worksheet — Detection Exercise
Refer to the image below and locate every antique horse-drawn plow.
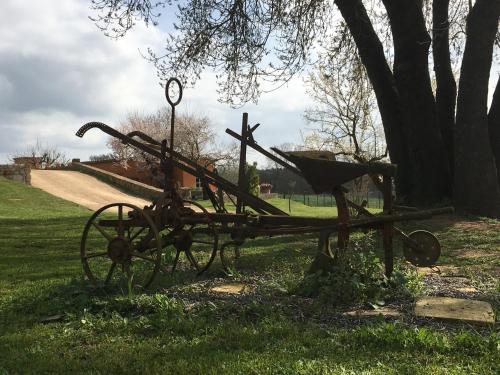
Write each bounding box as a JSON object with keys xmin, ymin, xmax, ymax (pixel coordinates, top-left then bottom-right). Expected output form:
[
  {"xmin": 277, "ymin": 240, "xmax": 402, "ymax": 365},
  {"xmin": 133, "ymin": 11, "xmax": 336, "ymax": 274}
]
[{"xmin": 76, "ymin": 78, "xmax": 452, "ymax": 289}]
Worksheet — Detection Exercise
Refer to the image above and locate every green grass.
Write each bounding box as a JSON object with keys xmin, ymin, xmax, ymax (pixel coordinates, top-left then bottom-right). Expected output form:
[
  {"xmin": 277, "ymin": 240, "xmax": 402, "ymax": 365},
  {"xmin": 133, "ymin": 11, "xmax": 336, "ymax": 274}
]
[
  {"xmin": 287, "ymin": 193, "xmax": 383, "ymax": 210},
  {"xmin": 0, "ymin": 177, "xmax": 498, "ymax": 374},
  {"xmin": 198, "ymin": 197, "xmax": 380, "ymax": 216}
]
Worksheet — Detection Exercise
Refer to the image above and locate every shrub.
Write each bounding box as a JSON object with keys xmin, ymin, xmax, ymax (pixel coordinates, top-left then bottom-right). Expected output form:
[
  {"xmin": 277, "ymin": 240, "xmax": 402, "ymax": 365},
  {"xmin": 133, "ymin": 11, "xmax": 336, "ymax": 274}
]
[
  {"xmin": 295, "ymin": 232, "xmax": 422, "ymax": 305},
  {"xmin": 245, "ymin": 162, "xmax": 260, "ymax": 196}
]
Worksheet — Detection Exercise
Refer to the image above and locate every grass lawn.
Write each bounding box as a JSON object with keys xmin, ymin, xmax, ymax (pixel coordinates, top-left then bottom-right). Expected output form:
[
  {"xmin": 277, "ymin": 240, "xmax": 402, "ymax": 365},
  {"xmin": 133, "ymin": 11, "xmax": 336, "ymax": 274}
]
[
  {"xmin": 287, "ymin": 194, "xmax": 383, "ymax": 210},
  {"xmin": 0, "ymin": 177, "xmax": 498, "ymax": 374},
  {"xmin": 197, "ymin": 197, "xmax": 380, "ymax": 216}
]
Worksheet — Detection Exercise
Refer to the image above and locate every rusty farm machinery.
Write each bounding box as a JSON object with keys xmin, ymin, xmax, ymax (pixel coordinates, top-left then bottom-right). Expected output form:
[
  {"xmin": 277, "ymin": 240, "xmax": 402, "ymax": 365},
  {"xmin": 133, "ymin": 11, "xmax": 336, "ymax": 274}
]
[{"xmin": 76, "ymin": 78, "xmax": 452, "ymax": 289}]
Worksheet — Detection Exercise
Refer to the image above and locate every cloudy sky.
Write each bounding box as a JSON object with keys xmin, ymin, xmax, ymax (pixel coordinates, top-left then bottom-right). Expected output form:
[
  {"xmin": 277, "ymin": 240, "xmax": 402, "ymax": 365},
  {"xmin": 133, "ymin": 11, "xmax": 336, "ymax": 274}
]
[{"xmin": 0, "ymin": 0, "xmax": 314, "ymax": 165}]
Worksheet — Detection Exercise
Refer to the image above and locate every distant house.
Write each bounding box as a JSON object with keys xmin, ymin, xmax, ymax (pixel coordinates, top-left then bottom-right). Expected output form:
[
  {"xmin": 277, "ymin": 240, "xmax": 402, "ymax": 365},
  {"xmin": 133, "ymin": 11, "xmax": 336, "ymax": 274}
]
[
  {"xmin": 13, "ymin": 155, "xmax": 68, "ymax": 169},
  {"xmin": 13, "ymin": 156, "xmax": 43, "ymax": 169},
  {"xmin": 259, "ymin": 183, "xmax": 272, "ymax": 195},
  {"xmin": 81, "ymin": 158, "xmax": 215, "ymax": 190}
]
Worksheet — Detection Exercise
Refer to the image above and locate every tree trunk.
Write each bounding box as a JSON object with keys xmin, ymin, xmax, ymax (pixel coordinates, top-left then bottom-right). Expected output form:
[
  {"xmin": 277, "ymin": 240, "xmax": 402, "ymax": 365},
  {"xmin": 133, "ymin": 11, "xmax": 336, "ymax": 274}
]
[
  {"xmin": 488, "ymin": 76, "xmax": 500, "ymax": 186},
  {"xmin": 334, "ymin": 0, "xmax": 413, "ymax": 200},
  {"xmin": 382, "ymin": 0, "xmax": 452, "ymax": 204},
  {"xmin": 455, "ymin": 0, "xmax": 500, "ymax": 218},
  {"xmin": 433, "ymin": 0, "xmax": 457, "ymax": 177}
]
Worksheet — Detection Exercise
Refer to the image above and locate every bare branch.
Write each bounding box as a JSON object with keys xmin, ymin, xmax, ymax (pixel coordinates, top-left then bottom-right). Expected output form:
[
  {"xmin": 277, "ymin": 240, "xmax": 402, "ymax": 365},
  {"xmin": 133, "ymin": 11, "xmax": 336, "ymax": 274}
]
[{"xmin": 303, "ymin": 35, "xmax": 386, "ymax": 164}]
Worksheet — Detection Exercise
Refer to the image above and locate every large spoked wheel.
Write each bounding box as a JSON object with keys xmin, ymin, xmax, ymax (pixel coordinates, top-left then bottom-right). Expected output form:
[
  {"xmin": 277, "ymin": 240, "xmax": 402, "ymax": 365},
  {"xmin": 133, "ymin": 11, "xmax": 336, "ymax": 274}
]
[
  {"xmin": 403, "ymin": 230, "xmax": 441, "ymax": 267},
  {"xmin": 170, "ymin": 200, "xmax": 219, "ymax": 275},
  {"xmin": 81, "ymin": 203, "xmax": 162, "ymax": 290}
]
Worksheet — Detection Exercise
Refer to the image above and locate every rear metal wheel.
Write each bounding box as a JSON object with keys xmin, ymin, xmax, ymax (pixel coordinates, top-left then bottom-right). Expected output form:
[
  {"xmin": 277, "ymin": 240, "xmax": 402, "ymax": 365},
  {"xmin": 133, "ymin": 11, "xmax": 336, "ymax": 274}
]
[
  {"xmin": 170, "ymin": 200, "xmax": 219, "ymax": 275},
  {"xmin": 403, "ymin": 230, "xmax": 441, "ymax": 267},
  {"xmin": 80, "ymin": 203, "xmax": 162, "ymax": 290}
]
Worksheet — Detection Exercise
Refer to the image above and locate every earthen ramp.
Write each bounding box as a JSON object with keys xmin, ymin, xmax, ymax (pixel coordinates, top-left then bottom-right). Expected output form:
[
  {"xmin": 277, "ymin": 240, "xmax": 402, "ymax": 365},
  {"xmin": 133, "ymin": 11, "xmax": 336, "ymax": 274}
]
[{"xmin": 30, "ymin": 170, "xmax": 150, "ymax": 211}]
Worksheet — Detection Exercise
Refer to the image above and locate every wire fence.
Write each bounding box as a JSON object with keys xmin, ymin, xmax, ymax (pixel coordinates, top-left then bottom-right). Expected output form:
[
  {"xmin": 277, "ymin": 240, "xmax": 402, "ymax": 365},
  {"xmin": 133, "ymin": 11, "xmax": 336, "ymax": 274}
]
[{"xmin": 282, "ymin": 192, "xmax": 383, "ymax": 209}]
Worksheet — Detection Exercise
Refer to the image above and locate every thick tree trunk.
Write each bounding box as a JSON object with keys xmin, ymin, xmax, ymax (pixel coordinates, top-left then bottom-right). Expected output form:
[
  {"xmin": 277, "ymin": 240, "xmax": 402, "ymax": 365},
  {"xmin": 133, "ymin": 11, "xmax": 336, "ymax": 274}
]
[
  {"xmin": 433, "ymin": 0, "xmax": 457, "ymax": 177},
  {"xmin": 334, "ymin": 0, "xmax": 412, "ymax": 200},
  {"xmin": 455, "ymin": 0, "xmax": 500, "ymax": 218},
  {"xmin": 488, "ymin": 76, "xmax": 500, "ymax": 186},
  {"xmin": 382, "ymin": 0, "xmax": 452, "ymax": 204}
]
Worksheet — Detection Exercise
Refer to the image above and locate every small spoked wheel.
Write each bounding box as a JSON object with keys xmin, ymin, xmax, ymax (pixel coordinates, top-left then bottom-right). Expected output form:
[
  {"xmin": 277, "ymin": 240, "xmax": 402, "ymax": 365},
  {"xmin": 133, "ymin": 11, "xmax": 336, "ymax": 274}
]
[
  {"xmin": 220, "ymin": 240, "xmax": 244, "ymax": 274},
  {"xmin": 80, "ymin": 203, "xmax": 162, "ymax": 290},
  {"xmin": 170, "ymin": 200, "xmax": 218, "ymax": 275},
  {"xmin": 403, "ymin": 230, "xmax": 441, "ymax": 267}
]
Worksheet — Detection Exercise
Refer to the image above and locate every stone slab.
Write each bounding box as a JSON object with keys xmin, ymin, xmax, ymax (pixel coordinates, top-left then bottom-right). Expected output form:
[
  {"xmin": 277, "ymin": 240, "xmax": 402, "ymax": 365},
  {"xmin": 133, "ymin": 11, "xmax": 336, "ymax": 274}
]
[
  {"xmin": 416, "ymin": 265, "xmax": 463, "ymax": 276},
  {"xmin": 441, "ymin": 277, "xmax": 470, "ymax": 283},
  {"xmin": 40, "ymin": 314, "xmax": 64, "ymax": 323},
  {"xmin": 211, "ymin": 283, "xmax": 248, "ymax": 294},
  {"xmin": 415, "ymin": 297, "xmax": 495, "ymax": 325},
  {"xmin": 343, "ymin": 307, "xmax": 401, "ymax": 318},
  {"xmin": 456, "ymin": 287, "xmax": 477, "ymax": 293},
  {"xmin": 437, "ymin": 265, "xmax": 464, "ymax": 276},
  {"xmin": 416, "ymin": 267, "xmax": 438, "ymax": 275}
]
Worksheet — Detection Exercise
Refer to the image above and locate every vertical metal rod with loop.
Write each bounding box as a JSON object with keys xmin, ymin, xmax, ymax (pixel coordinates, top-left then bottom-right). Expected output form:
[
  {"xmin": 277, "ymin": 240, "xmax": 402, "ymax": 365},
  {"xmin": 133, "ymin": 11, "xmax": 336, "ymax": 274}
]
[{"xmin": 164, "ymin": 77, "xmax": 183, "ymax": 191}]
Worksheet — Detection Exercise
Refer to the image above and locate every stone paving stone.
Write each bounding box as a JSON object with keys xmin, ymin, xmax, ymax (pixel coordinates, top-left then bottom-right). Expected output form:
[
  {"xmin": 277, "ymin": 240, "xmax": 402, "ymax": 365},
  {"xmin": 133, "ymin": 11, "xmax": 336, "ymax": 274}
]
[
  {"xmin": 211, "ymin": 283, "xmax": 248, "ymax": 294},
  {"xmin": 437, "ymin": 265, "xmax": 464, "ymax": 276},
  {"xmin": 456, "ymin": 286, "xmax": 478, "ymax": 293},
  {"xmin": 416, "ymin": 265, "xmax": 462, "ymax": 276},
  {"xmin": 415, "ymin": 296, "xmax": 495, "ymax": 325},
  {"xmin": 441, "ymin": 276, "xmax": 471, "ymax": 283},
  {"xmin": 416, "ymin": 267, "xmax": 437, "ymax": 275},
  {"xmin": 343, "ymin": 307, "xmax": 401, "ymax": 318}
]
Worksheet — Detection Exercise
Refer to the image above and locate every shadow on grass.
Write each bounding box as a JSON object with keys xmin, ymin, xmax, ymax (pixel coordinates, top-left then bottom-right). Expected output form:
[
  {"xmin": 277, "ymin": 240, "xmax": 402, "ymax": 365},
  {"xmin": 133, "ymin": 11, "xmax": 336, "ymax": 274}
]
[
  {"xmin": 1, "ymin": 213, "xmax": 496, "ymax": 333},
  {"xmin": 2, "ymin": 277, "xmax": 497, "ymax": 374}
]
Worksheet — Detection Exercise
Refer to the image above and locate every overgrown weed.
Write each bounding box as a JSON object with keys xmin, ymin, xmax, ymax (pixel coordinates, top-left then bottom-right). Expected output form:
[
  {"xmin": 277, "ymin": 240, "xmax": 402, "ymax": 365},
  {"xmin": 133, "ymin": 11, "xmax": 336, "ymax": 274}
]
[{"xmin": 295, "ymin": 232, "xmax": 423, "ymax": 304}]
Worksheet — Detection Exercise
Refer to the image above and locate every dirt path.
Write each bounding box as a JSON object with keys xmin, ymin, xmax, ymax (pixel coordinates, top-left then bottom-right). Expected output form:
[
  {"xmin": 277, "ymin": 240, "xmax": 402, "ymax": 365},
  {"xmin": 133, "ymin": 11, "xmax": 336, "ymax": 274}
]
[{"xmin": 31, "ymin": 170, "xmax": 151, "ymax": 211}]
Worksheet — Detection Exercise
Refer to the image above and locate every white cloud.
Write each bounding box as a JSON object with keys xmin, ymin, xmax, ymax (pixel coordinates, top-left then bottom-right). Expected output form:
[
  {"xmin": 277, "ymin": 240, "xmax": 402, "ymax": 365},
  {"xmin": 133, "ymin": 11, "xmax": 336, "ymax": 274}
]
[
  {"xmin": 0, "ymin": 75, "xmax": 13, "ymax": 95},
  {"xmin": 0, "ymin": 0, "xmax": 313, "ymax": 166}
]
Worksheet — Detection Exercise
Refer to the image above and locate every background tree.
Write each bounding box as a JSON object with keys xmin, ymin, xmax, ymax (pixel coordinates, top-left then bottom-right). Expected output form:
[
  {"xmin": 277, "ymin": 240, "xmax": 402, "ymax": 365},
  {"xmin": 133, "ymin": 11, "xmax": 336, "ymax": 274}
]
[
  {"xmin": 88, "ymin": 153, "xmax": 115, "ymax": 161},
  {"xmin": 303, "ymin": 51, "xmax": 387, "ymax": 164},
  {"xmin": 489, "ymin": 76, "xmax": 500, "ymax": 187},
  {"xmin": 303, "ymin": 48, "xmax": 389, "ymax": 199},
  {"xmin": 260, "ymin": 142, "xmax": 314, "ymax": 194},
  {"xmin": 11, "ymin": 139, "xmax": 69, "ymax": 169},
  {"xmin": 90, "ymin": 0, "xmax": 500, "ymax": 217},
  {"xmin": 454, "ymin": 0, "xmax": 500, "ymax": 217},
  {"xmin": 108, "ymin": 109, "xmax": 237, "ymax": 168}
]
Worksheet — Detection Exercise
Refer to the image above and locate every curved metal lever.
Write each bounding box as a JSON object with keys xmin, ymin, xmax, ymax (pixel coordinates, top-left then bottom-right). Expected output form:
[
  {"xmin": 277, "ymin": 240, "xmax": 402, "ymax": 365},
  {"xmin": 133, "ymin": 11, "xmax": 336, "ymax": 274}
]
[
  {"xmin": 76, "ymin": 122, "xmax": 124, "ymax": 139},
  {"xmin": 127, "ymin": 131, "xmax": 161, "ymax": 146},
  {"xmin": 75, "ymin": 122, "xmax": 163, "ymax": 159}
]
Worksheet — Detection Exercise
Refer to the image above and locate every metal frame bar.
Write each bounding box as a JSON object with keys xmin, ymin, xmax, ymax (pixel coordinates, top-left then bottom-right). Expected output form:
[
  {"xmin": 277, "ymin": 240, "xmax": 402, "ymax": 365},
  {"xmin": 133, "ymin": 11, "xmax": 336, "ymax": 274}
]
[{"xmin": 76, "ymin": 122, "xmax": 287, "ymax": 216}]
